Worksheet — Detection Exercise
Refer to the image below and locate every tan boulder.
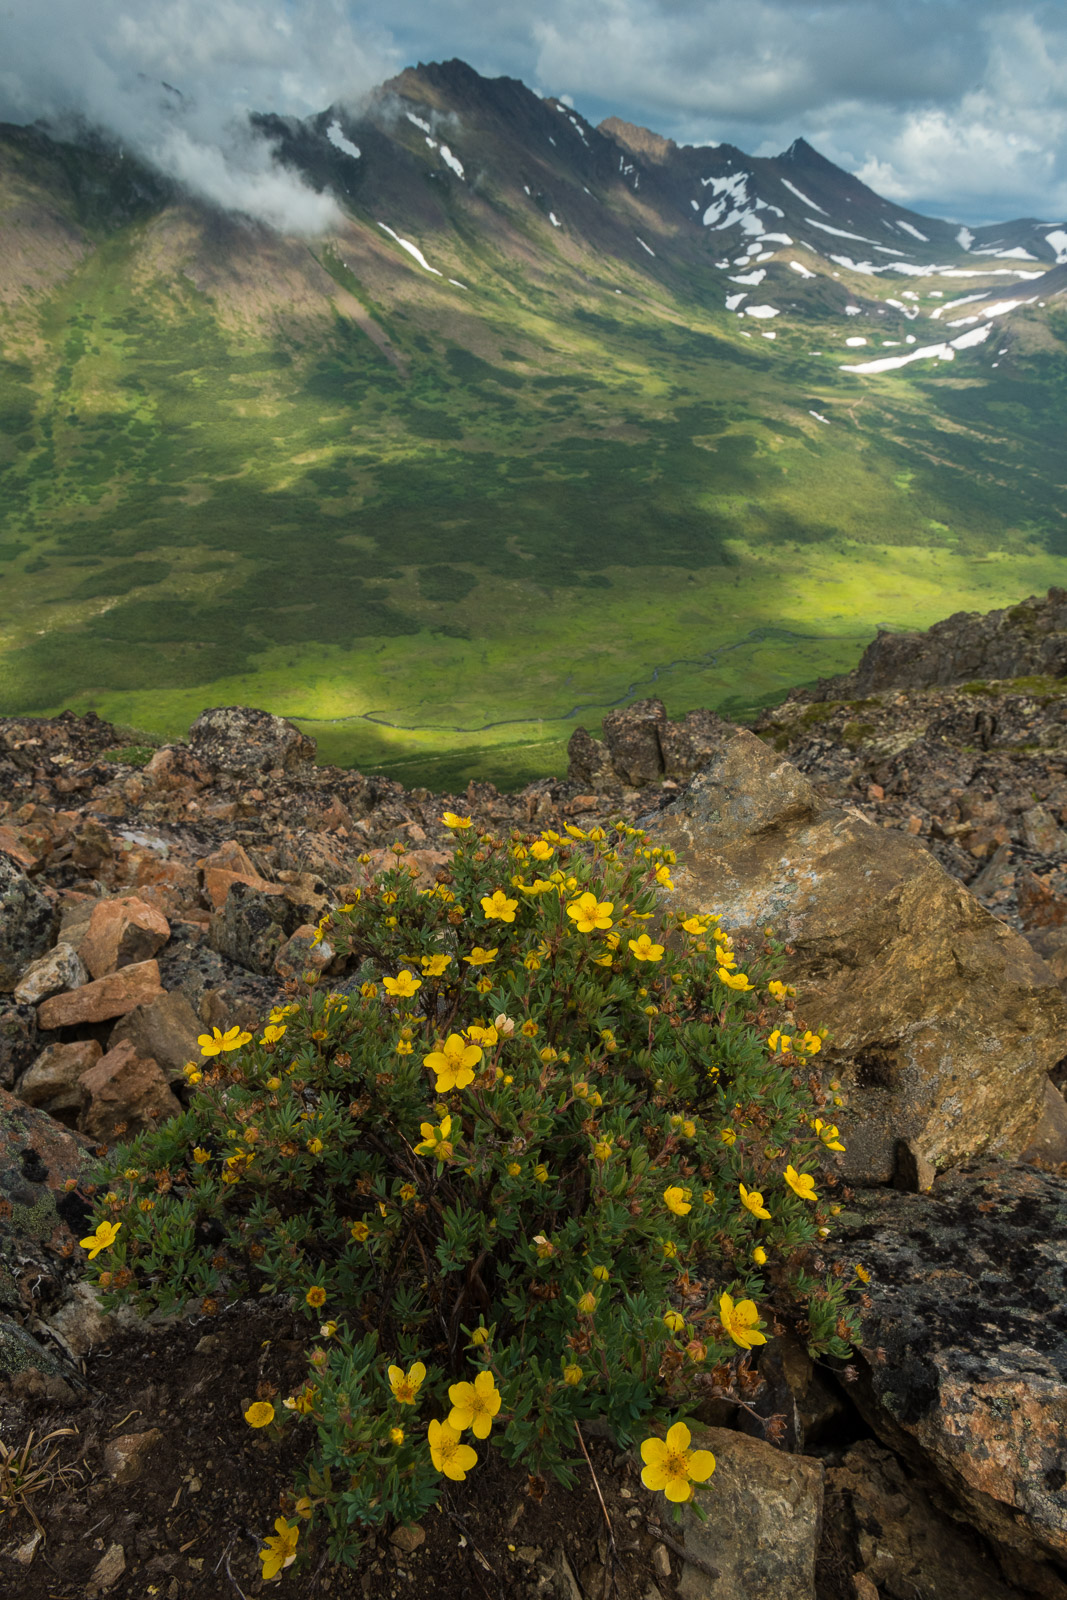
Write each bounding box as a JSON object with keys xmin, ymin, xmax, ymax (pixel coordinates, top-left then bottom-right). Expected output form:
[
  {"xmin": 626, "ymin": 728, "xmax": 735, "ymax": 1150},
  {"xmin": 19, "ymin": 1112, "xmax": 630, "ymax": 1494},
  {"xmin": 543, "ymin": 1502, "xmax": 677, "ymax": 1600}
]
[
  {"xmin": 274, "ymin": 923, "xmax": 333, "ymax": 981},
  {"xmin": 78, "ymin": 1039, "xmax": 181, "ymax": 1141},
  {"xmin": 201, "ymin": 865, "xmax": 279, "ymax": 910},
  {"xmin": 107, "ymin": 990, "xmax": 203, "ymax": 1082},
  {"xmin": 13, "ymin": 942, "xmax": 87, "ymax": 1006},
  {"xmin": 653, "ymin": 731, "xmax": 1067, "ymax": 1183},
  {"xmin": 18, "ymin": 1038, "xmax": 101, "ymax": 1117},
  {"xmin": 38, "ymin": 960, "xmax": 164, "ymax": 1029},
  {"xmin": 80, "ymin": 896, "xmax": 170, "ymax": 979}
]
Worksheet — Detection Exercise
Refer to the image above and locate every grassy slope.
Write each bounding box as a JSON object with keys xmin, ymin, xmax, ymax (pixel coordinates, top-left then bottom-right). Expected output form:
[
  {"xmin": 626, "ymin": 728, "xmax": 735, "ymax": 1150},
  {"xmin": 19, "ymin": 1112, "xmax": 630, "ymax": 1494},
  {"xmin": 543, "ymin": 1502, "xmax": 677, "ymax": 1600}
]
[{"xmin": 2, "ymin": 169, "xmax": 1067, "ymax": 787}]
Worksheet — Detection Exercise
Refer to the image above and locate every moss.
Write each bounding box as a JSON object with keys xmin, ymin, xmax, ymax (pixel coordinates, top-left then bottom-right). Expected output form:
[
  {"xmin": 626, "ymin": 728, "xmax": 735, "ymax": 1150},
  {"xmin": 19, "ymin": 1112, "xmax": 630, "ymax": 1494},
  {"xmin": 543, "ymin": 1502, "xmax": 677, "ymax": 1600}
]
[
  {"xmin": 101, "ymin": 744, "xmax": 157, "ymax": 766},
  {"xmin": 841, "ymin": 721, "xmax": 876, "ymax": 744}
]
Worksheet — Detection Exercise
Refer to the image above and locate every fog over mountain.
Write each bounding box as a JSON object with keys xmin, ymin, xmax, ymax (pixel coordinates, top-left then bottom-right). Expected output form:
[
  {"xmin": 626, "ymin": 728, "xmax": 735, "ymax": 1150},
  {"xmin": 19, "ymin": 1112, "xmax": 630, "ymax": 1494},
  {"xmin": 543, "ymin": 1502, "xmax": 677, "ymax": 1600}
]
[{"xmin": 2, "ymin": 1, "xmax": 1066, "ymax": 231}]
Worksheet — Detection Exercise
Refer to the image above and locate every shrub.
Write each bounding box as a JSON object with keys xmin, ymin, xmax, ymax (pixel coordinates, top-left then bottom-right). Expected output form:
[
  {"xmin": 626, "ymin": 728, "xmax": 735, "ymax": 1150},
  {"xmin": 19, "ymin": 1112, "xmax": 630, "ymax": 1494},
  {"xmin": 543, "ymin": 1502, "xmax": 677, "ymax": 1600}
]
[{"xmin": 81, "ymin": 818, "xmax": 861, "ymax": 1578}]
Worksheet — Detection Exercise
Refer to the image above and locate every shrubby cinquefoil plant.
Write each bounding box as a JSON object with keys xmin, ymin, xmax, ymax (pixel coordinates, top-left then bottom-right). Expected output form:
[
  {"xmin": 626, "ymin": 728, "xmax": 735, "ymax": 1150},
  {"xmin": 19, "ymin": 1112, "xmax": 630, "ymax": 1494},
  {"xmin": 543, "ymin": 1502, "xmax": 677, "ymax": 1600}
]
[{"xmin": 80, "ymin": 818, "xmax": 863, "ymax": 1578}]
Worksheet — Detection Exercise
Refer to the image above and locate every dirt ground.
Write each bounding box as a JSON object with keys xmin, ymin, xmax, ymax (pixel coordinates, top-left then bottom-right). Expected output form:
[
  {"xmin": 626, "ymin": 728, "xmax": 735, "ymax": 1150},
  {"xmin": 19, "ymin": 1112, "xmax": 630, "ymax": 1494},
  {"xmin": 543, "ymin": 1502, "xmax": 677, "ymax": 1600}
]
[{"xmin": 0, "ymin": 1302, "xmax": 725, "ymax": 1600}]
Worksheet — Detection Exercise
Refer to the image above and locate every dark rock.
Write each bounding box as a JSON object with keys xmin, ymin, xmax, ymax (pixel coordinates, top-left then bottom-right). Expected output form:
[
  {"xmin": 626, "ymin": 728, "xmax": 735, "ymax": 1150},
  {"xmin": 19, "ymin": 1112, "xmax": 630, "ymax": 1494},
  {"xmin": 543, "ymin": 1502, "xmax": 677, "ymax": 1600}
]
[
  {"xmin": 0, "ymin": 1002, "xmax": 38, "ymax": 1091},
  {"xmin": 18, "ymin": 1039, "xmax": 101, "ymax": 1119},
  {"xmin": 108, "ymin": 989, "xmax": 203, "ymax": 1082},
  {"xmin": 187, "ymin": 705, "xmax": 316, "ymax": 777},
  {"xmin": 208, "ymin": 879, "xmax": 300, "ymax": 975},
  {"xmin": 602, "ymin": 697, "xmax": 669, "ymax": 786},
  {"xmin": 566, "ymin": 726, "xmax": 618, "ymax": 790},
  {"xmin": 0, "ymin": 856, "xmax": 56, "ymax": 993}
]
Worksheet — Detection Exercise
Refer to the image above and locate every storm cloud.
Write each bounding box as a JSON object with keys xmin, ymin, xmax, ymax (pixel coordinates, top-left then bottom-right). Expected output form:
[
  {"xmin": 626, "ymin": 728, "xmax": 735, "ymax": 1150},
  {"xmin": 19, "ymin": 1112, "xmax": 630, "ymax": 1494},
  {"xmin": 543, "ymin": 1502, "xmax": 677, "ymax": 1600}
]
[{"xmin": 2, "ymin": 0, "xmax": 1065, "ymax": 227}]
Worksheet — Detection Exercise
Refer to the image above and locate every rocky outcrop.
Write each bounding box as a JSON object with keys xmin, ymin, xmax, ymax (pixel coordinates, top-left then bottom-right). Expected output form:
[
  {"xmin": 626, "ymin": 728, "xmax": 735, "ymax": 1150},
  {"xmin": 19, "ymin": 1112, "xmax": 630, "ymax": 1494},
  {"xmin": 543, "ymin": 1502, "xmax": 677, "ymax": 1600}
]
[
  {"xmin": 808, "ymin": 586, "xmax": 1067, "ymax": 700},
  {"xmin": 567, "ymin": 698, "xmax": 735, "ymax": 790},
  {"xmin": 0, "ymin": 855, "xmax": 56, "ymax": 992},
  {"xmin": 837, "ymin": 1165, "xmax": 1067, "ymax": 1597},
  {"xmin": 651, "ymin": 731, "xmax": 1067, "ymax": 1183},
  {"xmin": 78, "ymin": 1039, "xmax": 181, "ymax": 1141},
  {"xmin": 187, "ymin": 705, "xmax": 316, "ymax": 777}
]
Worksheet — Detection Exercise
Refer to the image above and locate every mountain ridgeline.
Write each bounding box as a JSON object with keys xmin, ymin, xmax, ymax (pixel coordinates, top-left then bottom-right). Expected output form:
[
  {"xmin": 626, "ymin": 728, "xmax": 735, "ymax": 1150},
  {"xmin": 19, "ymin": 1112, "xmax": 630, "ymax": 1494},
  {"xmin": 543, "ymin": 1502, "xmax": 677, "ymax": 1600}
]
[{"xmin": 2, "ymin": 57, "xmax": 1067, "ymax": 789}]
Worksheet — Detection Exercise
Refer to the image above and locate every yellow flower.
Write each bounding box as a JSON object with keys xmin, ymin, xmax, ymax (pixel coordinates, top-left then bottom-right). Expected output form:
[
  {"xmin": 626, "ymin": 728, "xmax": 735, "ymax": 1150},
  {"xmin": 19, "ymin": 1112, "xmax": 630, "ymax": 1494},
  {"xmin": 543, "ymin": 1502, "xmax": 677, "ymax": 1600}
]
[
  {"xmin": 593, "ymin": 1140, "xmax": 613, "ymax": 1162},
  {"xmin": 198, "ymin": 1024, "xmax": 252, "ymax": 1057},
  {"xmin": 396, "ymin": 1039, "xmax": 413, "ymax": 1056},
  {"xmin": 719, "ymin": 1292, "xmax": 767, "ymax": 1349},
  {"xmin": 530, "ymin": 840, "xmax": 554, "ymax": 861},
  {"xmin": 193, "ymin": 1147, "xmax": 211, "ymax": 1165},
  {"xmin": 421, "ymin": 953, "xmax": 452, "ymax": 977},
  {"xmin": 390, "ymin": 1426, "xmax": 405, "ymax": 1446},
  {"xmin": 306, "ymin": 1285, "xmax": 327, "ymax": 1309},
  {"xmin": 855, "ymin": 1264, "xmax": 871, "ymax": 1284},
  {"xmin": 475, "ymin": 976, "xmax": 493, "ymax": 994},
  {"xmin": 266, "ymin": 1075, "xmax": 281, "ymax": 1090},
  {"xmin": 306, "ymin": 1137, "xmax": 323, "ymax": 1155},
  {"xmin": 521, "ymin": 1020, "xmax": 539, "ymax": 1037},
  {"xmin": 739, "ymin": 1183, "xmax": 772, "ymax": 1221},
  {"xmin": 463, "ymin": 946, "xmax": 498, "ymax": 966},
  {"xmin": 718, "ymin": 968, "xmax": 754, "ymax": 991},
  {"xmin": 767, "ymin": 980, "xmax": 796, "ymax": 1001},
  {"xmin": 752, "ymin": 1246, "xmax": 768, "ymax": 1266},
  {"xmin": 442, "ymin": 812, "xmax": 473, "ymax": 830},
  {"xmin": 244, "ymin": 1401, "xmax": 275, "ymax": 1428},
  {"xmin": 797, "ymin": 1030, "xmax": 823, "ymax": 1056},
  {"xmin": 563, "ymin": 1364, "xmax": 583, "ymax": 1386},
  {"xmin": 663, "ymin": 1309, "xmax": 686, "ymax": 1334},
  {"xmin": 507, "ymin": 1162, "xmax": 521, "ymax": 1177},
  {"xmin": 260, "ymin": 1516, "xmax": 299, "ymax": 1581},
  {"xmin": 388, "ymin": 1361, "xmax": 427, "ymax": 1405},
  {"xmin": 399, "ymin": 1184, "xmax": 416, "ymax": 1202},
  {"xmin": 767, "ymin": 1030, "xmax": 793, "ymax": 1055},
  {"xmin": 447, "ymin": 1370, "xmax": 502, "ymax": 1439},
  {"xmin": 663, "ymin": 1186, "xmax": 692, "ymax": 1216},
  {"xmin": 415, "ymin": 1116, "xmax": 453, "ymax": 1161},
  {"xmin": 566, "ymin": 892, "xmax": 614, "ymax": 933},
  {"xmin": 719, "ymin": 1128, "xmax": 737, "ymax": 1146},
  {"xmin": 360, "ymin": 981, "xmax": 378, "ymax": 999},
  {"xmin": 428, "ymin": 1419, "xmax": 478, "ymax": 1480},
  {"xmin": 681, "ymin": 915, "xmax": 709, "ymax": 935},
  {"xmin": 80, "ymin": 1221, "xmax": 120, "ymax": 1260},
  {"xmin": 424, "ymin": 1034, "xmax": 483, "ymax": 1093},
  {"xmin": 655, "ymin": 865, "xmax": 675, "ymax": 891},
  {"xmin": 813, "ymin": 1119, "xmax": 845, "ymax": 1152},
  {"xmin": 351, "ymin": 1221, "xmax": 370, "ymax": 1242},
  {"xmin": 592, "ymin": 1265, "xmax": 610, "ymax": 1282},
  {"xmin": 577, "ymin": 1292, "xmax": 597, "ymax": 1315},
  {"xmin": 628, "ymin": 933, "xmax": 665, "ymax": 962},
  {"xmin": 481, "ymin": 890, "xmax": 518, "ymax": 922},
  {"xmin": 470, "ymin": 1326, "xmax": 490, "ymax": 1347},
  {"xmin": 784, "ymin": 1166, "xmax": 818, "ymax": 1203},
  {"xmin": 261, "ymin": 1023, "xmax": 287, "ymax": 1045},
  {"xmin": 639, "ymin": 1423, "xmax": 716, "ymax": 1503},
  {"xmin": 534, "ymin": 1163, "xmax": 549, "ymax": 1184},
  {"xmin": 320, "ymin": 1321, "xmax": 338, "ymax": 1338},
  {"xmin": 383, "ymin": 971, "xmax": 422, "ymax": 999}
]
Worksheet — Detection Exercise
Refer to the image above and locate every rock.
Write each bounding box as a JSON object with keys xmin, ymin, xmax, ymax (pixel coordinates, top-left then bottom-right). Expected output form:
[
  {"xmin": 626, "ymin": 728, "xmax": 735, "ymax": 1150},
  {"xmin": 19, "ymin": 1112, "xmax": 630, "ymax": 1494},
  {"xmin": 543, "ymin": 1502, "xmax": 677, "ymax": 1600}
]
[
  {"xmin": 566, "ymin": 727, "xmax": 619, "ymax": 791},
  {"xmin": 661, "ymin": 1425, "xmax": 823, "ymax": 1600},
  {"xmin": 1019, "ymin": 1081, "xmax": 1067, "ymax": 1166},
  {"xmin": 893, "ymin": 1139, "xmax": 936, "ymax": 1194},
  {"xmin": 87, "ymin": 1543, "xmax": 126, "ymax": 1595},
  {"xmin": 754, "ymin": 1332, "xmax": 845, "ymax": 1451},
  {"xmin": 108, "ymin": 989, "xmax": 203, "ymax": 1082},
  {"xmin": 187, "ymin": 705, "xmax": 316, "ymax": 777},
  {"xmin": 603, "ymin": 698, "xmax": 669, "ymax": 787},
  {"xmin": 274, "ymin": 923, "xmax": 333, "ymax": 981},
  {"xmin": 389, "ymin": 1524, "xmax": 426, "ymax": 1553},
  {"xmin": 660, "ymin": 708, "xmax": 736, "ymax": 781},
  {"xmin": 78, "ymin": 1040, "xmax": 182, "ymax": 1141},
  {"xmin": 1017, "ymin": 871, "xmax": 1067, "ymax": 933},
  {"xmin": 13, "ymin": 942, "xmax": 88, "ymax": 1006},
  {"xmin": 103, "ymin": 1428, "xmax": 164, "ymax": 1484},
  {"xmin": 824, "ymin": 1440, "xmax": 1024, "ymax": 1600},
  {"xmin": 208, "ymin": 880, "xmax": 299, "ymax": 975},
  {"xmin": 0, "ymin": 1002, "xmax": 38, "ymax": 1091},
  {"xmin": 80, "ymin": 895, "xmax": 171, "ymax": 979},
  {"xmin": 18, "ymin": 1039, "xmax": 101, "ymax": 1118},
  {"xmin": 1021, "ymin": 806, "xmax": 1067, "ymax": 857},
  {"xmin": 201, "ymin": 864, "xmax": 277, "ymax": 909},
  {"xmin": 46, "ymin": 1280, "xmax": 116, "ymax": 1359},
  {"xmin": 0, "ymin": 856, "xmax": 56, "ymax": 993},
  {"xmin": 837, "ymin": 1165, "xmax": 1067, "ymax": 1590},
  {"xmin": 652, "ymin": 731, "xmax": 1067, "ymax": 1183},
  {"xmin": 37, "ymin": 960, "xmax": 164, "ymax": 1029},
  {"xmin": 969, "ymin": 844, "xmax": 1016, "ymax": 902}
]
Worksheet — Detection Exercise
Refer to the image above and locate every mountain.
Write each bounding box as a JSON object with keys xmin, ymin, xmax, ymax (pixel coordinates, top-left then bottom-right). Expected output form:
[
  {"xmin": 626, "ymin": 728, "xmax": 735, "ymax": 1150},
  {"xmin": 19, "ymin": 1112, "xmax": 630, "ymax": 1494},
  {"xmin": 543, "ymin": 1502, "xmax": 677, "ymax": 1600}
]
[{"xmin": 2, "ymin": 57, "xmax": 1067, "ymax": 789}]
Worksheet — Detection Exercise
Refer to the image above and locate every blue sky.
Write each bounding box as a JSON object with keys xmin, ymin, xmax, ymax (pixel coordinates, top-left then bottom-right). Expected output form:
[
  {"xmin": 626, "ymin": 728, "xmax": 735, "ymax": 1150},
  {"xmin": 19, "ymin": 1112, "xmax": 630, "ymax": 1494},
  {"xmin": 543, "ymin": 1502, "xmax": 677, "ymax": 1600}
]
[{"xmin": 2, "ymin": 0, "xmax": 1065, "ymax": 225}]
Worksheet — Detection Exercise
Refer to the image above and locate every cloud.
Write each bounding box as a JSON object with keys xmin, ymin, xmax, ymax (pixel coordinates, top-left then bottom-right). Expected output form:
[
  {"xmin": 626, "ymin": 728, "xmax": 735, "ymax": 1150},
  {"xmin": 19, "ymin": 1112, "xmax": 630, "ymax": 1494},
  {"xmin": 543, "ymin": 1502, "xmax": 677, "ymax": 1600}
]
[{"xmin": 0, "ymin": 0, "xmax": 397, "ymax": 233}]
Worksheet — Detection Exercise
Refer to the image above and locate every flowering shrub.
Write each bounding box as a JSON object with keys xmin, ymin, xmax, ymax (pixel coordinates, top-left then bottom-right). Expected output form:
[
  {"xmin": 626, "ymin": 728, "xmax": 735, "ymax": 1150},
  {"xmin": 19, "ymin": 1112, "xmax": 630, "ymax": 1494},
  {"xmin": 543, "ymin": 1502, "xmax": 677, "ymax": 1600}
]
[{"xmin": 81, "ymin": 819, "xmax": 862, "ymax": 1577}]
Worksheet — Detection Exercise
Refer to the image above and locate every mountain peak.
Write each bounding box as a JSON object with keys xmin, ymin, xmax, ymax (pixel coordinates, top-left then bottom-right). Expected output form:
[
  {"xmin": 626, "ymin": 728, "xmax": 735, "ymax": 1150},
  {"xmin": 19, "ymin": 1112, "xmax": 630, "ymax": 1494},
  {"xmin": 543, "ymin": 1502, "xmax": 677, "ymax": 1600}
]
[{"xmin": 598, "ymin": 117, "xmax": 676, "ymax": 164}]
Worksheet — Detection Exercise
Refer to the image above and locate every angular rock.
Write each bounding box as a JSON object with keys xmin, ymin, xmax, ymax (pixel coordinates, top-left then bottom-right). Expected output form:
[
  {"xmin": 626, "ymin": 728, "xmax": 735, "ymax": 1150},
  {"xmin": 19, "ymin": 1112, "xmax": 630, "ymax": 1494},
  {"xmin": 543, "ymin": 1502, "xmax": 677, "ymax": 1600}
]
[
  {"xmin": 103, "ymin": 1428, "xmax": 164, "ymax": 1485},
  {"xmin": 661, "ymin": 1425, "xmax": 823, "ymax": 1600},
  {"xmin": 1021, "ymin": 805, "xmax": 1067, "ymax": 857},
  {"xmin": 274, "ymin": 924, "xmax": 333, "ymax": 981},
  {"xmin": 201, "ymin": 864, "xmax": 277, "ymax": 910},
  {"xmin": 566, "ymin": 727, "xmax": 620, "ymax": 791},
  {"xmin": 18, "ymin": 1039, "xmax": 101, "ymax": 1117},
  {"xmin": 108, "ymin": 989, "xmax": 203, "ymax": 1082},
  {"xmin": 659, "ymin": 707, "xmax": 736, "ymax": 782},
  {"xmin": 1020, "ymin": 1081, "xmax": 1067, "ymax": 1166},
  {"xmin": 603, "ymin": 698, "xmax": 669, "ymax": 787},
  {"xmin": 188, "ymin": 705, "xmax": 315, "ymax": 777},
  {"xmin": 78, "ymin": 1040, "xmax": 181, "ymax": 1141},
  {"xmin": 1017, "ymin": 871, "xmax": 1067, "ymax": 933},
  {"xmin": 0, "ymin": 1001, "xmax": 38, "ymax": 1091},
  {"xmin": 37, "ymin": 960, "xmax": 164, "ymax": 1029},
  {"xmin": 0, "ymin": 856, "xmax": 56, "ymax": 993},
  {"xmin": 838, "ymin": 1166, "xmax": 1067, "ymax": 1592},
  {"xmin": 208, "ymin": 880, "xmax": 299, "ymax": 975},
  {"xmin": 13, "ymin": 942, "xmax": 87, "ymax": 1006},
  {"xmin": 653, "ymin": 731, "xmax": 1067, "ymax": 1183},
  {"xmin": 80, "ymin": 895, "xmax": 171, "ymax": 979}
]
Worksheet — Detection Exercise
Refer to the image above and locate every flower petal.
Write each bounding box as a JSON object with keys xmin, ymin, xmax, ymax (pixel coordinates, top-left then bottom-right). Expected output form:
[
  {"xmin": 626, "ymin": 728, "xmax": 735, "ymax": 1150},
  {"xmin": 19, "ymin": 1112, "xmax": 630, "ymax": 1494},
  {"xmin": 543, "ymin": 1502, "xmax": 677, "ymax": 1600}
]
[
  {"xmin": 641, "ymin": 1462, "xmax": 668, "ymax": 1491},
  {"xmin": 640, "ymin": 1438, "xmax": 667, "ymax": 1466},
  {"xmin": 664, "ymin": 1421, "xmax": 691, "ymax": 1453},
  {"xmin": 664, "ymin": 1477, "xmax": 693, "ymax": 1502},
  {"xmin": 687, "ymin": 1449, "xmax": 716, "ymax": 1483}
]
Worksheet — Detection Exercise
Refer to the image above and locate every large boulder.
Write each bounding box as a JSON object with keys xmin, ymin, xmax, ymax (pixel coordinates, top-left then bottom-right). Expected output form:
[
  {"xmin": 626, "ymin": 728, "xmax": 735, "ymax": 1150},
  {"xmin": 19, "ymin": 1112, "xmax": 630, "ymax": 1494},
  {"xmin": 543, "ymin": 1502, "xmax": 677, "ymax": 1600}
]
[
  {"xmin": 0, "ymin": 856, "xmax": 56, "ymax": 993},
  {"xmin": 37, "ymin": 960, "xmax": 164, "ymax": 1029},
  {"xmin": 567, "ymin": 700, "xmax": 734, "ymax": 791},
  {"xmin": 208, "ymin": 880, "xmax": 300, "ymax": 975},
  {"xmin": 837, "ymin": 1165, "xmax": 1067, "ymax": 1597},
  {"xmin": 187, "ymin": 706, "xmax": 315, "ymax": 777},
  {"xmin": 0, "ymin": 1001, "xmax": 38, "ymax": 1090},
  {"xmin": 652, "ymin": 731, "xmax": 1067, "ymax": 1183},
  {"xmin": 78, "ymin": 1040, "xmax": 181, "ymax": 1141},
  {"xmin": 80, "ymin": 896, "xmax": 170, "ymax": 979}
]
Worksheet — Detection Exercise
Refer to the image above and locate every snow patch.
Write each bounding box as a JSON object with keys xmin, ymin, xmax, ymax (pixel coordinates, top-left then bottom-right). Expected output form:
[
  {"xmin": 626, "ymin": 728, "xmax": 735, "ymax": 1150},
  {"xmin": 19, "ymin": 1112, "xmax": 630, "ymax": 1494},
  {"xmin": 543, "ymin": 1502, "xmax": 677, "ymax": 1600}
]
[
  {"xmin": 947, "ymin": 296, "xmax": 1037, "ymax": 325},
  {"xmin": 841, "ymin": 323, "xmax": 992, "ymax": 373},
  {"xmin": 636, "ymin": 236, "xmax": 656, "ymax": 256},
  {"xmin": 448, "ymin": 279, "xmax": 468, "ymax": 290},
  {"xmin": 728, "ymin": 269, "xmax": 766, "ymax": 285},
  {"xmin": 780, "ymin": 178, "xmax": 827, "ymax": 214},
  {"xmin": 807, "ymin": 219, "xmax": 881, "ymax": 244},
  {"xmin": 896, "ymin": 220, "xmax": 929, "ymax": 242},
  {"xmin": 439, "ymin": 145, "xmax": 464, "ymax": 179},
  {"xmin": 956, "ymin": 227, "xmax": 974, "ymax": 251},
  {"xmin": 809, "ymin": 410, "xmax": 831, "ymax": 425},
  {"xmin": 405, "ymin": 112, "xmax": 431, "ymax": 135},
  {"xmin": 830, "ymin": 255, "xmax": 877, "ymax": 275},
  {"xmin": 1043, "ymin": 229, "xmax": 1067, "ymax": 262},
  {"xmin": 725, "ymin": 292, "xmax": 747, "ymax": 311},
  {"xmin": 789, "ymin": 260, "xmax": 816, "ymax": 279},
  {"xmin": 326, "ymin": 121, "xmax": 360, "ymax": 160},
  {"xmin": 377, "ymin": 224, "xmax": 441, "ymax": 276},
  {"xmin": 761, "ymin": 331, "xmax": 777, "ymax": 339},
  {"xmin": 844, "ymin": 305, "xmax": 863, "ymax": 316},
  {"xmin": 928, "ymin": 291, "xmax": 989, "ymax": 320},
  {"xmin": 992, "ymin": 247, "xmax": 1037, "ymax": 260},
  {"xmin": 845, "ymin": 336, "xmax": 868, "ymax": 346},
  {"xmin": 549, "ymin": 212, "xmax": 561, "ymax": 227},
  {"xmin": 744, "ymin": 304, "xmax": 780, "ymax": 319}
]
